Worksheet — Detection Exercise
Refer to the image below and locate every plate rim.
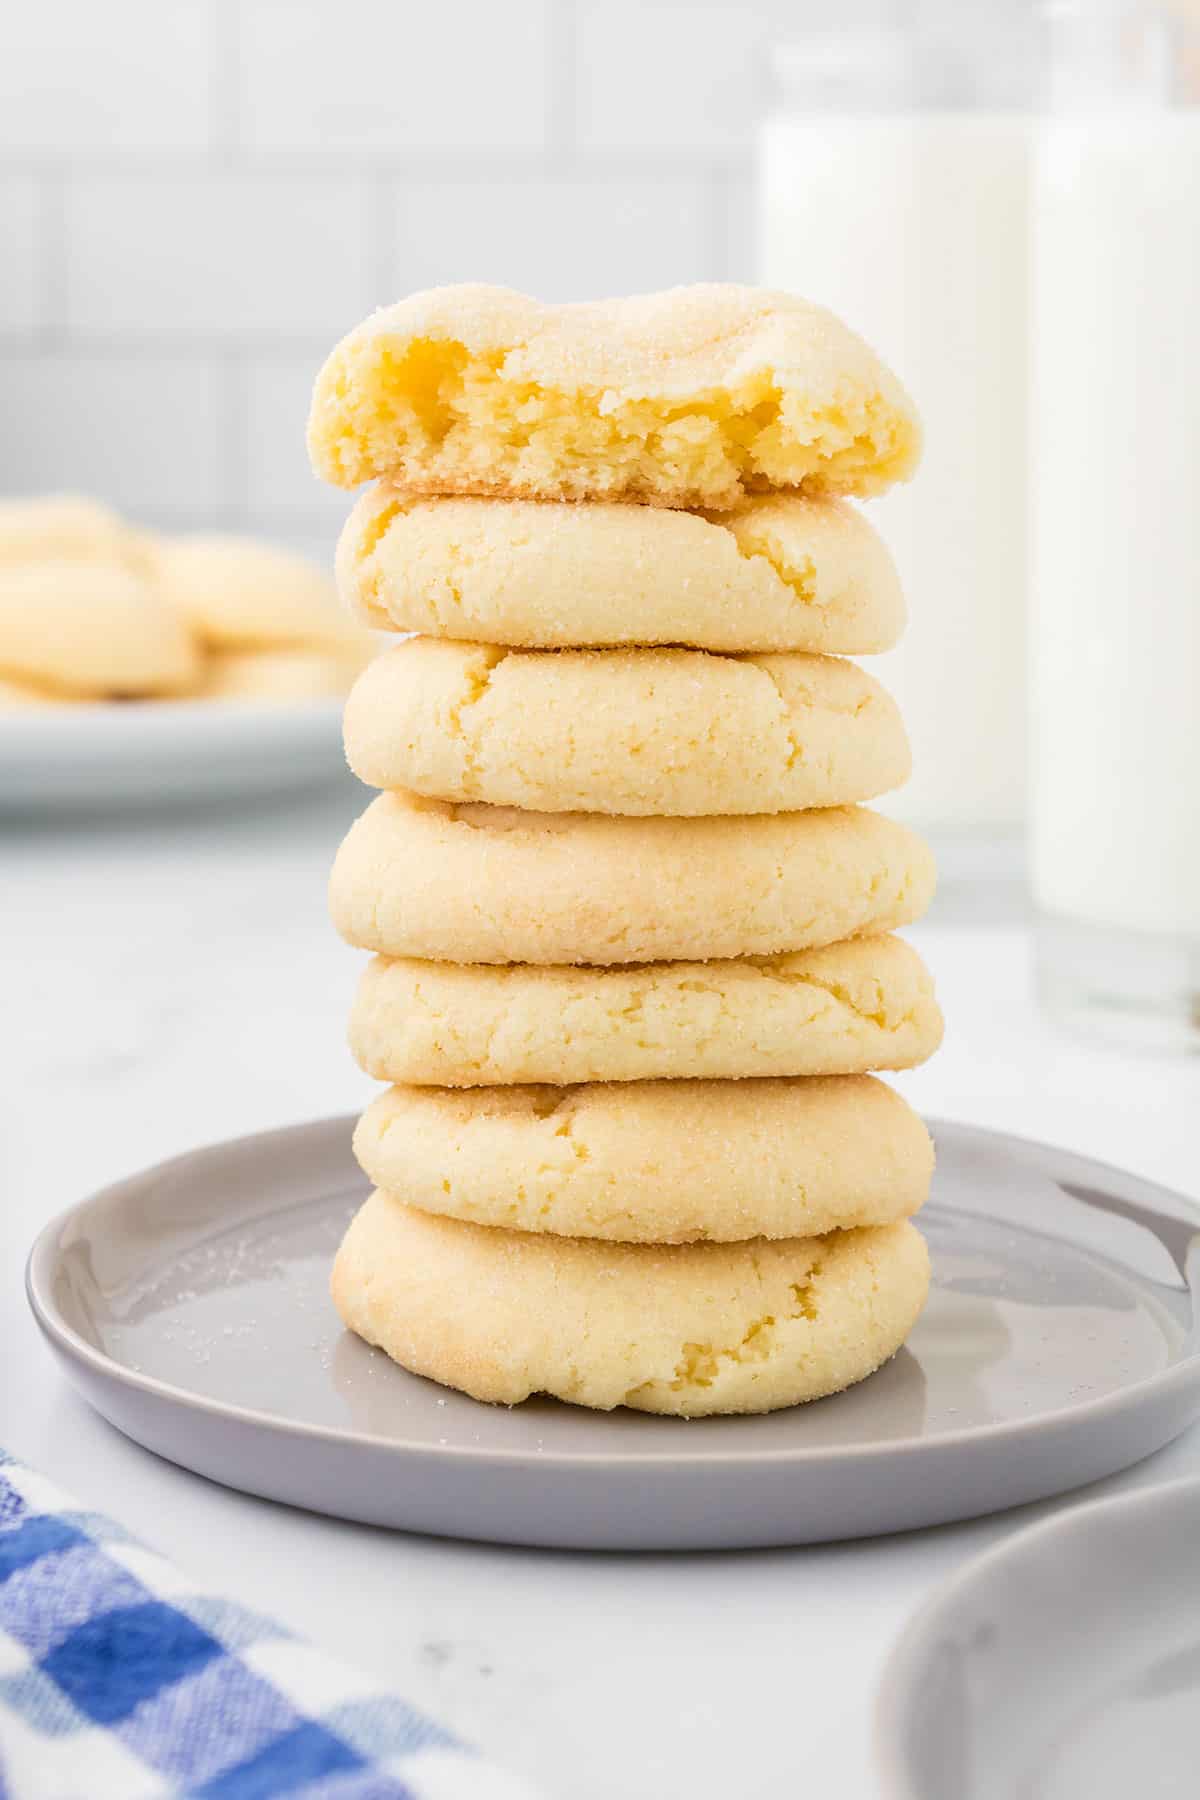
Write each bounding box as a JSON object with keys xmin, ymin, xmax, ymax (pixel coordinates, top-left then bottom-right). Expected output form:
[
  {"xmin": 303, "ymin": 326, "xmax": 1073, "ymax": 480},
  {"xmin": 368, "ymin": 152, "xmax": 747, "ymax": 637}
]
[
  {"xmin": 25, "ymin": 1111, "xmax": 1200, "ymax": 1471},
  {"xmin": 873, "ymin": 1473, "xmax": 1200, "ymax": 1800},
  {"xmin": 0, "ymin": 694, "xmax": 350, "ymax": 806},
  {"xmin": 0, "ymin": 696, "xmax": 346, "ymax": 726}
]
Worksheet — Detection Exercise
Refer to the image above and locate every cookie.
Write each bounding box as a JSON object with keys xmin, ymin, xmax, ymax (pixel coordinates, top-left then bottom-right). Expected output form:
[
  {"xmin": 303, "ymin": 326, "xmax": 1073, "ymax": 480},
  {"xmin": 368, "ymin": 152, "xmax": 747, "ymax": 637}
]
[
  {"xmin": 0, "ymin": 675, "xmax": 86, "ymax": 707},
  {"xmin": 348, "ymin": 934, "xmax": 942, "ymax": 1087},
  {"xmin": 308, "ymin": 283, "xmax": 921, "ymax": 507},
  {"xmin": 332, "ymin": 1198, "xmax": 930, "ymax": 1415},
  {"xmin": 198, "ymin": 644, "xmax": 373, "ymax": 702},
  {"xmin": 0, "ymin": 494, "xmax": 141, "ymax": 567},
  {"xmin": 354, "ymin": 1074, "xmax": 933, "ymax": 1243},
  {"xmin": 329, "ymin": 792, "xmax": 935, "ymax": 964},
  {"xmin": 343, "ymin": 638, "xmax": 909, "ymax": 815},
  {"xmin": 152, "ymin": 535, "xmax": 369, "ymax": 653},
  {"xmin": 0, "ymin": 560, "xmax": 200, "ymax": 697},
  {"xmin": 339, "ymin": 488, "xmax": 904, "ymax": 655}
]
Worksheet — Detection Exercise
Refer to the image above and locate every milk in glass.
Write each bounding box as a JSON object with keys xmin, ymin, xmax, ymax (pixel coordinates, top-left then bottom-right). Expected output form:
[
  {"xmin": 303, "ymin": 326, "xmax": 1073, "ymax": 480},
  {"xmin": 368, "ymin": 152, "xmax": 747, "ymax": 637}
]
[
  {"xmin": 759, "ymin": 20, "xmax": 1031, "ymax": 851},
  {"xmin": 1032, "ymin": 1, "xmax": 1200, "ymax": 1044}
]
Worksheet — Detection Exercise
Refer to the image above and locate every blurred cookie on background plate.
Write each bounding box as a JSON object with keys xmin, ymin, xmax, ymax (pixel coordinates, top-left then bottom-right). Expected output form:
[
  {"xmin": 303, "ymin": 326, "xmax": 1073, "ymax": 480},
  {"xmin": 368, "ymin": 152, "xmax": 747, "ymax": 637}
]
[{"xmin": 0, "ymin": 560, "xmax": 200, "ymax": 700}]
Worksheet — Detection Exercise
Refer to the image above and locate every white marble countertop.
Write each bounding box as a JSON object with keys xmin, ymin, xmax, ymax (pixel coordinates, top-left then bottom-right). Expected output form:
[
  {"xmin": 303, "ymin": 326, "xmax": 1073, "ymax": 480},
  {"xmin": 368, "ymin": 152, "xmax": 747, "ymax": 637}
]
[{"xmin": 3, "ymin": 779, "xmax": 1198, "ymax": 1800}]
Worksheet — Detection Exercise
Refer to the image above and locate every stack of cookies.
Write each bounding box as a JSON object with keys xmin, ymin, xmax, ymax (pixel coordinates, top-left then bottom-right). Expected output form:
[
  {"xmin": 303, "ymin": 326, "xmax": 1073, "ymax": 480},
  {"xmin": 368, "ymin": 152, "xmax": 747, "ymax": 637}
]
[{"xmin": 309, "ymin": 285, "xmax": 941, "ymax": 1418}]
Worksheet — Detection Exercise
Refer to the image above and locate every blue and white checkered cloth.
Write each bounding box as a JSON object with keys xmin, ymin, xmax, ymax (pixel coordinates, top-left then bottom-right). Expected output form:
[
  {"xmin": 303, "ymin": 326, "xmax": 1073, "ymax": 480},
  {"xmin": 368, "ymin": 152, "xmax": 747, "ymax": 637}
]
[{"xmin": 0, "ymin": 1451, "xmax": 542, "ymax": 1799}]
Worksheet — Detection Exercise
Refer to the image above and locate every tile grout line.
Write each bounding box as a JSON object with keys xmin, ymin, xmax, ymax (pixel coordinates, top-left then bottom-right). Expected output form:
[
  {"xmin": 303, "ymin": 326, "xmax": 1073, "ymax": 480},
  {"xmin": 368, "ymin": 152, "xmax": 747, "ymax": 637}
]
[
  {"xmin": 368, "ymin": 172, "xmax": 396, "ymax": 304},
  {"xmin": 715, "ymin": 154, "xmax": 756, "ymax": 281},
  {"xmin": 0, "ymin": 150, "xmax": 725, "ymax": 182},
  {"xmin": 709, "ymin": 163, "xmax": 733, "ymax": 283},
  {"xmin": 220, "ymin": 349, "xmax": 250, "ymax": 529},
  {"xmin": 210, "ymin": 0, "xmax": 241, "ymax": 162},
  {"xmin": 37, "ymin": 166, "xmax": 68, "ymax": 349},
  {"xmin": 545, "ymin": 0, "xmax": 577, "ymax": 159},
  {"xmin": 0, "ymin": 334, "xmax": 335, "ymax": 359}
]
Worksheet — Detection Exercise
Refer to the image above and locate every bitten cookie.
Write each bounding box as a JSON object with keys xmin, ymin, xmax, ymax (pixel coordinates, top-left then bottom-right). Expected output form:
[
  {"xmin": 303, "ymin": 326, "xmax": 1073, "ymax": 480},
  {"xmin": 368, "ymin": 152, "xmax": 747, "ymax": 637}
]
[
  {"xmin": 343, "ymin": 639, "xmax": 909, "ymax": 815},
  {"xmin": 329, "ymin": 792, "xmax": 936, "ymax": 964},
  {"xmin": 348, "ymin": 934, "xmax": 943, "ymax": 1087},
  {"xmin": 354, "ymin": 1074, "xmax": 934, "ymax": 1243},
  {"xmin": 308, "ymin": 282, "xmax": 921, "ymax": 506},
  {"xmin": 332, "ymin": 1198, "xmax": 931, "ymax": 1415},
  {"xmin": 152, "ymin": 535, "xmax": 371, "ymax": 654},
  {"xmin": 339, "ymin": 488, "xmax": 905, "ymax": 655},
  {"xmin": 0, "ymin": 561, "xmax": 200, "ymax": 697}
]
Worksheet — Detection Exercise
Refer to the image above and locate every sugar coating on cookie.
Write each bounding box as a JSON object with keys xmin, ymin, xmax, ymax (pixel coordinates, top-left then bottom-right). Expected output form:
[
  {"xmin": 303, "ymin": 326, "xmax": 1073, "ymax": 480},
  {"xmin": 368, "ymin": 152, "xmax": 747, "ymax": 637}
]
[
  {"xmin": 332, "ymin": 1198, "xmax": 931, "ymax": 1414},
  {"xmin": 152, "ymin": 535, "xmax": 369, "ymax": 653},
  {"xmin": 0, "ymin": 560, "xmax": 200, "ymax": 697},
  {"xmin": 339, "ymin": 488, "xmax": 905, "ymax": 655},
  {"xmin": 343, "ymin": 638, "xmax": 909, "ymax": 816},
  {"xmin": 198, "ymin": 644, "xmax": 373, "ymax": 703},
  {"xmin": 354, "ymin": 1074, "xmax": 933, "ymax": 1243},
  {"xmin": 348, "ymin": 934, "xmax": 942, "ymax": 1087},
  {"xmin": 329, "ymin": 791, "xmax": 935, "ymax": 965},
  {"xmin": 308, "ymin": 283, "xmax": 921, "ymax": 507},
  {"xmin": 0, "ymin": 494, "xmax": 142, "ymax": 568}
]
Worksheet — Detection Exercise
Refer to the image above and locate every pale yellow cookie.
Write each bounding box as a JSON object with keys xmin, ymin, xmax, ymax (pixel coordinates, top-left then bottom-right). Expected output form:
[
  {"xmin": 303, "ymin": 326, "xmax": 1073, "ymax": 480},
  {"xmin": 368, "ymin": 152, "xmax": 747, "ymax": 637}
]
[
  {"xmin": 0, "ymin": 494, "xmax": 141, "ymax": 567},
  {"xmin": 339, "ymin": 488, "xmax": 904, "ymax": 655},
  {"xmin": 348, "ymin": 935, "xmax": 942, "ymax": 1087},
  {"xmin": 152, "ymin": 535, "xmax": 369, "ymax": 653},
  {"xmin": 354, "ymin": 1074, "xmax": 933, "ymax": 1243},
  {"xmin": 0, "ymin": 561, "xmax": 200, "ymax": 697},
  {"xmin": 309, "ymin": 283, "xmax": 920, "ymax": 506},
  {"xmin": 329, "ymin": 792, "xmax": 935, "ymax": 965},
  {"xmin": 0, "ymin": 674, "xmax": 87, "ymax": 707},
  {"xmin": 198, "ymin": 644, "xmax": 373, "ymax": 703},
  {"xmin": 332, "ymin": 1197, "xmax": 931, "ymax": 1415},
  {"xmin": 343, "ymin": 638, "xmax": 908, "ymax": 815}
]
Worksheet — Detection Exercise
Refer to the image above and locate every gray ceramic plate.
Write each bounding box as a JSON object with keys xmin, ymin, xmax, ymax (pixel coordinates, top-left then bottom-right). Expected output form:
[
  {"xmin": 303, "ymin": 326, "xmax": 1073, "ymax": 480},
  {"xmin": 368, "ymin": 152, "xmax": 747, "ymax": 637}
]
[
  {"xmin": 877, "ymin": 1476, "xmax": 1200, "ymax": 1799},
  {"xmin": 25, "ymin": 1115, "xmax": 1200, "ymax": 1551}
]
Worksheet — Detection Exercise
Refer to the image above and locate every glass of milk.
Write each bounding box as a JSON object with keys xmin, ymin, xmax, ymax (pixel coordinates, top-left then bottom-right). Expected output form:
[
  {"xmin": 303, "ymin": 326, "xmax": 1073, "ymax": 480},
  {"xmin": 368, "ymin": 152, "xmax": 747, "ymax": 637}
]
[
  {"xmin": 1032, "ymin": 0, "xmax": 1200, "ymax": 1047},
  {"xmin": 758, "ymin": 7, "xmax": 1033, "ymax": 892}
]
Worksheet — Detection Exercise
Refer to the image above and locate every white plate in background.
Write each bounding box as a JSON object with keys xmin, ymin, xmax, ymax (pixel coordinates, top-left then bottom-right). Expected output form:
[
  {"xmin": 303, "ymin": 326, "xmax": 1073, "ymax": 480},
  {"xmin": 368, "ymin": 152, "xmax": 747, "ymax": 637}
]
[
  {"xmin": 0, "ymin": 698, "xmax": 348, "ymax": 812},
  {"xmin": 877, "ymin": 1477, "xmax": 1200, "ymax": 1799}
]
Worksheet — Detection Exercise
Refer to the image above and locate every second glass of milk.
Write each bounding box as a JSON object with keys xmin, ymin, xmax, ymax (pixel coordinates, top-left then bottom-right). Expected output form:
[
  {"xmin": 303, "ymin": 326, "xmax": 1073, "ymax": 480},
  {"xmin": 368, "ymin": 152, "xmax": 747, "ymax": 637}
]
[
  {"xmin": 758, "ymin": 11, "xmax": 1032, "ymax": 888},
  {"xmin": 1032, "ymin": 0, "xmax": 1200, "ymax": 1047}
]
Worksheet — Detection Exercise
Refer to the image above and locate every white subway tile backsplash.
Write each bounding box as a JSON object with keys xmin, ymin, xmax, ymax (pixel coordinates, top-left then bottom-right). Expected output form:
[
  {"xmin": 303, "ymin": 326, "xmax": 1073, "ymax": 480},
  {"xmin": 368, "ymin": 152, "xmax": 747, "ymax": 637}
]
[
  {"xmin": 0, "ymin": 2, "xmax": 215, "ymax": 153},
  {"xmin": 0, "ymin": 355, "xmax": 228, "ymax": 514},
  {"xmin": 242, "ymin": 357, "xmax": 348, "ymax": 528},
  {"xmin": 63, "ymin": 177, "xmax": 374, "ymax": 339},
  {"xmin": 575, "ymin": 1, "xmax": 773, "ymax": 154},
  {"xmin": 390, "ymin": 175, "xmax": 714, "ymax": 301},
  {"xmin": 0, "ymin": 0, "xmax": 778, "ymax": 529},
  {"xmin": 0, "ymin": 177, "xmax": 44, "ymax": 333},
  {"xmin": 237, "ymin": 0, "xmax": 550, "ymax": 154}
]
